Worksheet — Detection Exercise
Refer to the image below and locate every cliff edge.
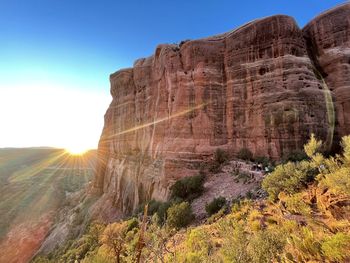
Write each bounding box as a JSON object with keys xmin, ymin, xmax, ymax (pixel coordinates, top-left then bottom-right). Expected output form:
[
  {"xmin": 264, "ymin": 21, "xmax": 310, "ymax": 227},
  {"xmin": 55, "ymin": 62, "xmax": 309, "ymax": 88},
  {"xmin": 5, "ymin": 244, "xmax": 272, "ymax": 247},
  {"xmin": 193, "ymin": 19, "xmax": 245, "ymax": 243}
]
[{"xmin": 92, "ymin": 3, "xmax": 350, "ymax": 218}]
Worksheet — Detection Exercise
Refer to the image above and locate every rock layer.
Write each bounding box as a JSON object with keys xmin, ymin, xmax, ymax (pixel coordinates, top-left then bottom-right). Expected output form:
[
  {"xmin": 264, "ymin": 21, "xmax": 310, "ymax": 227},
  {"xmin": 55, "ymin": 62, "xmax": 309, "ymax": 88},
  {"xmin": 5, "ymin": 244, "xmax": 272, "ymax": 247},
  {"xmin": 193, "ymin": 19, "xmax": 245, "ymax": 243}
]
[
  {"xmin": 92, "ymin": 3, "xmax": 350, "ymax": 217},
  {"xmin": 303, "ymin": 3, "xmax": 350, "ymax": 146}
]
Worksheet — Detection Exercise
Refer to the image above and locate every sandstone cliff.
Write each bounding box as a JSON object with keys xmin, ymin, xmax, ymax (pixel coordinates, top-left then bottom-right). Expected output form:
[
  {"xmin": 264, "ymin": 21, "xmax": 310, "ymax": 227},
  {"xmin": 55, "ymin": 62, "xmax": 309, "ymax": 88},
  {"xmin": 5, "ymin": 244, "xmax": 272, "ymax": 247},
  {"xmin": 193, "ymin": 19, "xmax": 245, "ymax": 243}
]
[
  {"xmin": 92, "ymin": 3, "xmax": 350, "ymax": 217},
  {"xmin": 303, "ymin": 3, "xmax": 350, "ymax": 147}
]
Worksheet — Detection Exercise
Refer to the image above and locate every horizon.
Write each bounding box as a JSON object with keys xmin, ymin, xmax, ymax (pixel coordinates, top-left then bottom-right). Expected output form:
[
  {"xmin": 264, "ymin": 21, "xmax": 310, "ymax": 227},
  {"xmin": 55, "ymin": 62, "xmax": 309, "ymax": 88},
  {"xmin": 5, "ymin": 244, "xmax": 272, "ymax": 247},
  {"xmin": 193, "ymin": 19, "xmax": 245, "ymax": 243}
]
[{"xmin": 0, "ymin": 0, "xmax": 347, "ymax": 151}]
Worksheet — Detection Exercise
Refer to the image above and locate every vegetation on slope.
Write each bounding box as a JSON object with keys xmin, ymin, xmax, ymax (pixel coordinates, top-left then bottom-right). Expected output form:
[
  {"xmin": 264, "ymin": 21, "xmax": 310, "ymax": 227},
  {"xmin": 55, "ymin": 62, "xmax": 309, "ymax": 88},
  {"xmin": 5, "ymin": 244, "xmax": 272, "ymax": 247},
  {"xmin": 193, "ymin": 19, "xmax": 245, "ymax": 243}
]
[
  {"xmin": 33, "ymin": 135, "xmax": 350, "ymax": 263},
  {"xmin": 0, "ymin": 149, "xmax": 95, "ymax": 238},
  {"xmin": 0, "ymin": 148, "xmax": 96, "ymax": 263}
]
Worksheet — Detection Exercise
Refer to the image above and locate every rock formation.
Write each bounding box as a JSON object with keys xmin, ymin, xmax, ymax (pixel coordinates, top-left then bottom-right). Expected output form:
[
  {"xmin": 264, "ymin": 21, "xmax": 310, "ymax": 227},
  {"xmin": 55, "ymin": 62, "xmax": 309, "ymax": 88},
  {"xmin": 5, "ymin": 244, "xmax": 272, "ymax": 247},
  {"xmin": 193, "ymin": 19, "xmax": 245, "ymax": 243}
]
[
  {"xmin": 92, "ymin": 3, "xmax": 350, "ymax": 217},
  {"xmin": 303, "ymin": 3, "xmax": 350, "ymax": 146}
]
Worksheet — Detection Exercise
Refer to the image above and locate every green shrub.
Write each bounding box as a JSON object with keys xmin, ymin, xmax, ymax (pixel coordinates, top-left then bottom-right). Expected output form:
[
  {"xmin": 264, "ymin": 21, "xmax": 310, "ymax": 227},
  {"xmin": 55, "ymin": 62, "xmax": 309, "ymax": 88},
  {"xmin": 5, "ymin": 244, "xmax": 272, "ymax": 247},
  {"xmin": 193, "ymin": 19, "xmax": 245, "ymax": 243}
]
[
  {"xmin": 283, "ymin": 193, "xmax": 311, "ymax": 216},
  {"xmin": 207, "ymin": 207, "xmax": 226, "ymax": 224},
  {"xmin": 247, "ymin": 229, "xmax": 285, "ymax": 263},
  {"xmin": 214, "ymin": 148, "xmax": 229, "ymax": 165},
  {"xmin": 205, "ymin": 197, "xmax": 226, "ymax": 216},
  {"xmin": 263, "ymin": 135, "xmax": 325, "ymax": 201},
  {"xmin": 254, "ymin": 156, "xmax": 270, "ymax": 167},
  {"xmin": 219, "ymin": 221, "xmax": 251, "ymax": 262},
  {"xmin": 262, "ymin": 160, "xmax": 316, "ymax": 201},
  {"xmin": 238, "ymin": 148, "xmax": 253, "ymax": 161},
  {"xmin": 137, "ymin": 200, "xmax": 171, "ymax": 225},
  {"xmin": 170, "ymin": 175, "xmax": 205, "ymax": 200},
  {"xmin": 282, "ymin": 150, "xmax": 308, "ymax": 163},
  {"xmin": 166, "ymin": 202, "xmax": 194, "ymax": 229},
  {"xmin": 321, "ymin": 233, "xmax": 350, "ymax": 262},
  {"xmin": 126, "ymin": 217, "xmax": 139, "ymax": 232},
  {"xmin": 245, "ymin": 191, "xmax": 254, "ymax": 199},
  {"xmin": 147, "ymin": 199, "xmax": 163, "ymax": 215},
  {"xmin": 178, "ymin": 228, "xmax": 215, "ymax": 262}
]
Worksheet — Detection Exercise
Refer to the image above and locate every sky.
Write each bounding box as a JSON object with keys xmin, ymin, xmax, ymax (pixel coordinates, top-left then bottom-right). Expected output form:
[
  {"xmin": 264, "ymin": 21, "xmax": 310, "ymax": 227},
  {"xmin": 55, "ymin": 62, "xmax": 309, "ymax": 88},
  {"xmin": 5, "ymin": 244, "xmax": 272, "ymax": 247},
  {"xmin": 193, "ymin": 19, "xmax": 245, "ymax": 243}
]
[{"xmin": 0, "ymin": 0, "xmax": 348, "ymax": 151}]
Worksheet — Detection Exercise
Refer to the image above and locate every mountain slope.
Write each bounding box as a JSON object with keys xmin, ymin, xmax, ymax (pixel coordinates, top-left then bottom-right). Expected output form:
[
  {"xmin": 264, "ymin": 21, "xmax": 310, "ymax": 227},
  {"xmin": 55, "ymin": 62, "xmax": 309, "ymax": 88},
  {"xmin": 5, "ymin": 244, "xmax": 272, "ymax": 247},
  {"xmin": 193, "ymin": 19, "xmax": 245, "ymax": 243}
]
[{"xmin": 0, "ymin": 148, "xmax": 95, "ymax": 263}]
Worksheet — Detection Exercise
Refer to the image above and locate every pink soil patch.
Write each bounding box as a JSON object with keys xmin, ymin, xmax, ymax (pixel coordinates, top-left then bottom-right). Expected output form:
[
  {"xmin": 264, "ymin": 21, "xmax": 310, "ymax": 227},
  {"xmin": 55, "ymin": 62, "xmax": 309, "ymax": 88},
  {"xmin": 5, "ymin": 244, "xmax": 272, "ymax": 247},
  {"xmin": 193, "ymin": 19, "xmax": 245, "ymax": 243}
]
[
  {"xmin": 192, "ymin": 160, "xmax": 264, "ymax": 219},
  {"xmin": 0, "ymin": 213, "xmax": 54, "ymax": 263}
]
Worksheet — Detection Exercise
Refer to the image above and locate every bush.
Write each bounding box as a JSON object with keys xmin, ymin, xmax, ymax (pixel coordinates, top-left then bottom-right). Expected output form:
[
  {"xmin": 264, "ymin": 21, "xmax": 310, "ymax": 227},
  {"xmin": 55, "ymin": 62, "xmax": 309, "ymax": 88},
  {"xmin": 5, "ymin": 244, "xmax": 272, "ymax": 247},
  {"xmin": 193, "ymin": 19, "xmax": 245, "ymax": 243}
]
[
  {"xmin": 321, "ymin": 233, "xmax": 350, "ymax": 262},
  {"xmin": 205, "ymin": 197, "xmax": 226, "ymax": 216},
  {"xmin": 137, "ymin": 200, "xmax": 171, "ymax": 225},
  {"xmin": 208, "ymin": 149, "xmax": 229, "ymax": 174},
  {"xmin": 282, "ymin": 150, "xmax": 308, "ymax": 163},
  {"xmin": 178, "ymin": 228, "xmax": 215, "ymax": 262},
  {"xmin": 214, "ymin": 148, "xmax": 229, "ymax": 165},
  {"xmin": 247, "ymin": 229, "xmax": 285, "ymax": 263},
  {"xmin": 262, "ymin": 160, "xmax": 316, "ymax": 201},
  {"xmin": 166, "ymin": 202, "xmax": 194, "ymax": 229},
  {"xmin": 262, "ymin": 135, "xmax": 324, "ymax": 201},
  {"xmin": 126, "ymin": 217, "xmax": 139, "ymax": 232},
  {"xmin": 147, "ymin": 199, "xmax": 163, "ymax": 215},
  {"xmin": 254, "ymin": 156, "xmax": 270, "ymax": 167},
  {"xmin": 238, "ymin": 148, "xmax": 253, "ymax": 161},
  {"xmin": 245, "ymin": 191, "xmax": 254, "ymax": 199},
  {"xmin": 170, "ymin": 175, "xmax": 205, "ymax": 200},
  {"xmin": 100, "ymin": 222, "xmax": 129, "ymax": 262}
]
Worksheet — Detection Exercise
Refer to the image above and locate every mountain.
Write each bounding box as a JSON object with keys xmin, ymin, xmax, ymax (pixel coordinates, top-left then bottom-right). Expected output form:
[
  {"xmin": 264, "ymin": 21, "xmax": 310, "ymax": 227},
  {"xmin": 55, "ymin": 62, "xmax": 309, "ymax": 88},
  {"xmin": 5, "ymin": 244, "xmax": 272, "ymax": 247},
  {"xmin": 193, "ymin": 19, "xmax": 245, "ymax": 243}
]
[
  {"xmin": 91, "ymin": 3, "xmax": 350, "ymax": 219},
  {"xmin": 0, "ymin": 148, "xmax": 96, "ymax": 263},
  {"xmin": 27, "ymin": 3, "xmax": 350, "ymax": 263}
]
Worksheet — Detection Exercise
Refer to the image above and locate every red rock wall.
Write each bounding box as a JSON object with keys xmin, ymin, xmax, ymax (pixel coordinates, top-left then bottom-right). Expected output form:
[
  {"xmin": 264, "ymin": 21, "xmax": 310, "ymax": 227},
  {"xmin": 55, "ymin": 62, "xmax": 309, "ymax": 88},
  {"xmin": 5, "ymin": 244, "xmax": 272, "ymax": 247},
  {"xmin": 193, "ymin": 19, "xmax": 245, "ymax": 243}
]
[
  {"xmin": 92, "ymin": 4, "xmax": 350, "ymax": 216},
  {"xmin": 303, "ymin": 3, "xmax": 350, "ymax": 146}
]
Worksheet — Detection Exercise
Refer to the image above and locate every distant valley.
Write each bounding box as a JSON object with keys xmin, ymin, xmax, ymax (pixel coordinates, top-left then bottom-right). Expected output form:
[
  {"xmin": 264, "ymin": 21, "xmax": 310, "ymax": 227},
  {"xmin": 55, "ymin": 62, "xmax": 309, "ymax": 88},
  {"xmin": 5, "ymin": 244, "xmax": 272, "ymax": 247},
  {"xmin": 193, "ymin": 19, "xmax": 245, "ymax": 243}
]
[{"xmin": 0, "ymin": 148, "xmax": 96, "ymax": 263}]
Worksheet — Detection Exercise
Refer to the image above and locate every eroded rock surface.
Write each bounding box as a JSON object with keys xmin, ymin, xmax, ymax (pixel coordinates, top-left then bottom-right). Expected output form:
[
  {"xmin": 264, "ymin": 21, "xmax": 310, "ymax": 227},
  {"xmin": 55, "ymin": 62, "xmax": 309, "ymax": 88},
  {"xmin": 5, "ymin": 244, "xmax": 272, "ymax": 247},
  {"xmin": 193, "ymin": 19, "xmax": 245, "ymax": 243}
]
[
  {"xmin": 92, "ymin": 3, "xmax": 350, "ymax": 218},
  {"xmin": 303, "ymin": 3, "xmax": 350, "ymax": 145}
]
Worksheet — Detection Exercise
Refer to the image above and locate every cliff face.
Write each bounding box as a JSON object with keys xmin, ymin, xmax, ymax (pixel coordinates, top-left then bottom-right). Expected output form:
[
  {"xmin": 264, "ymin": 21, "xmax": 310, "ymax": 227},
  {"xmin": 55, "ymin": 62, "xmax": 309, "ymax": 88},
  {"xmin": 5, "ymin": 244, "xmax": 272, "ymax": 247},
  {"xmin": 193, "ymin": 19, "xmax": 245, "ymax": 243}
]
[
  {"xmin": 303, "ymin": 3, "xmax": 350, "ymax": 145},
  {"xmin": 92, "ymin": 3, "xmax": 350, "ymax": 217}
]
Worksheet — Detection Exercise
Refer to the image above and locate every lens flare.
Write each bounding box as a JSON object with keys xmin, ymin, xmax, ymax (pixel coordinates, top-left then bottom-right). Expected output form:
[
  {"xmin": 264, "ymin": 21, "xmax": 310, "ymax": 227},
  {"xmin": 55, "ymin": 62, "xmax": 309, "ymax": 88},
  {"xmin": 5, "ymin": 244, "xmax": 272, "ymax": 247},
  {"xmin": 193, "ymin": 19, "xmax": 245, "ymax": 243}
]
[{"xmin": 65, "ymin": 146, "xmax": 89, "ymax": 155}]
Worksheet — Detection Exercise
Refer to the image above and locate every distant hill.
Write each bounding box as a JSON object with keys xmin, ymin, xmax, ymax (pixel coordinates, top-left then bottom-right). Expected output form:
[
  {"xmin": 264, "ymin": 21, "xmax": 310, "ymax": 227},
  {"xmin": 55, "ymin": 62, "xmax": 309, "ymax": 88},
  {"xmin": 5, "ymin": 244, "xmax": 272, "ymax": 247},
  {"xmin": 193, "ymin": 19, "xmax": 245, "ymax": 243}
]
[{"xmin": 0, "ymin": 148, "xmax": 96, "ymax": 263}]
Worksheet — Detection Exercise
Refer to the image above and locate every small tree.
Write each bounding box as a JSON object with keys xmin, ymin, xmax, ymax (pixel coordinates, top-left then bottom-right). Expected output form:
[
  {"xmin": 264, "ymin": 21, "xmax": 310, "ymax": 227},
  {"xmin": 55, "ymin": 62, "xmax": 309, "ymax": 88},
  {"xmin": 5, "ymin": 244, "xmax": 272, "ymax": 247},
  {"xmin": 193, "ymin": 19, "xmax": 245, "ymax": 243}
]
[
  {"xmin": 282, "ymin": 150, "xmax": 308, "ymax": 163},
  {"xmin": 100, "ymin": 222, "xmax": 129, "ymax": 263},
  {"xmin": 166, "ymin": 202, "xmax": 194, "ymax": 229},
  {"xmin": 238, "ymin": 148, "xmax": 253, "ymax": 161},
  {"xmin": 263, "ymin": 134, "xmax": 321, "ymax": 201},
  {"xmin": 247, "ymin": 229, "xmax": 285, "ymax": 263},
  {"xmin": 255, "ymin": 156, "xmax": 270, "ymax": 167},
  {"xmin": 205, "ymin": 197, "xmax": 226, "ymax": 216},
  {"xmin": 214, "ymin": 148, "xmax": 229, "ymax": 165},
  {"xmin": 143, "ymin": 214, "xmax": 177, "ymax": 262},
  {"xmin": 170, "ymin": 175, "xmax": 205, "ymax": 200},
  {"xmin": 178, "ymin": 228, "xmax": 215, "ymax": 262},
  {"xmin": 262, "ymin": 160, "xmax": 316, "ymax": 201},
  {"xmin": 304, "ymin": 133, "xmax": 323, "ymax": 159}
]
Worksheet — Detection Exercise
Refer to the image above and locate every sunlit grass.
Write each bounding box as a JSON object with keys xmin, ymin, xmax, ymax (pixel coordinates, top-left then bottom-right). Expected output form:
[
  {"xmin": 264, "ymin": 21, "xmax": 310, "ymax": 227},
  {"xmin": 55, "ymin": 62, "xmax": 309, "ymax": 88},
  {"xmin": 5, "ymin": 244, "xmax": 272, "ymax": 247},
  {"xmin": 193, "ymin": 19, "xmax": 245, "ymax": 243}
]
[{"xmin": 0, "ymin": 148, "xmax": 95, "ymax": 239}]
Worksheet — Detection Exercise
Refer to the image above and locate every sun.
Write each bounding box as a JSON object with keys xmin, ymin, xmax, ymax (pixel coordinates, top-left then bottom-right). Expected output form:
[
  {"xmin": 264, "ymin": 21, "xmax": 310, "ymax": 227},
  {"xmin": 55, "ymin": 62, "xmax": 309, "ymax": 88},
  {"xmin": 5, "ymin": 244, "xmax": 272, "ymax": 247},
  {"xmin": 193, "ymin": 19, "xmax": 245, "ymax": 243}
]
[
  {"xmin": 65, "ymin": 146, "xmax": 90, "ymax": 155},
  {"xmin": 63, "ymin": 139, "xmax": 95, "ymax": 156}
]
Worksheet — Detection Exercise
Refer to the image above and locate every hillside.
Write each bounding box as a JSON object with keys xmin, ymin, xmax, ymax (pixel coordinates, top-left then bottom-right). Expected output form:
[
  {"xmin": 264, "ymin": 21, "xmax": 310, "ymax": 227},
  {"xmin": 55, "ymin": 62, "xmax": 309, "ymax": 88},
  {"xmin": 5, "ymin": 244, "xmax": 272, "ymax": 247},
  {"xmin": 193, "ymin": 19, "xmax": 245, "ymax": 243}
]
[
  {"xmin": 8, "ymin": 3, "xmax": 350, "ymax": 263},
  {"xmin": 0, "ymin": 148, "xmax": 96, "ymax": 263},
  {"xmin": 33, "ymin": 135, "xmax": 350, "ymax": 263}
]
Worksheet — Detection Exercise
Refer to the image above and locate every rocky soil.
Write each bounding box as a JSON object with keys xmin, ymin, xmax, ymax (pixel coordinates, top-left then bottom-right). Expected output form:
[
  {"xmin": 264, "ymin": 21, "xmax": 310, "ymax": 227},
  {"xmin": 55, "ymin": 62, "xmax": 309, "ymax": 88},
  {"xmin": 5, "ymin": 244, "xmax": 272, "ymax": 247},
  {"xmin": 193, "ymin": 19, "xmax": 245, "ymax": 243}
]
[{"xmin": 191, "ymin": 160, "xmax": 265, "ymax": 219}]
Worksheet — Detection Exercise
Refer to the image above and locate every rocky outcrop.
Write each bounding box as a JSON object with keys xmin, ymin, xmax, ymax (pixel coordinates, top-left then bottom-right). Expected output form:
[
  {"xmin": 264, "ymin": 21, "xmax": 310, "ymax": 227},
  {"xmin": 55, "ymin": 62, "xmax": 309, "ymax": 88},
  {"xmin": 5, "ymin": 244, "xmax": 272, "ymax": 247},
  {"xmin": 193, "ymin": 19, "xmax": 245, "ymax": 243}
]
[
  {"xmin": 92, "ymin": 3, "xmax": 350, "ymax": 217},
  {"xmin": 303, "ymin": 3, "xmax": 350, "ymax": 147}
]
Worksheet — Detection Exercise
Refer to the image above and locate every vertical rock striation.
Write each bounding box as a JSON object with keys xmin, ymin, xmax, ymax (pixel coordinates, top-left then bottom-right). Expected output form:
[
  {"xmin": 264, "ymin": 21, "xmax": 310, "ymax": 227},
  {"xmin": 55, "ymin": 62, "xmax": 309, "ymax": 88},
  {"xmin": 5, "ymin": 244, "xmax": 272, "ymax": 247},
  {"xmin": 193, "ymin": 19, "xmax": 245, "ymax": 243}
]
[
  {"xmin": 92, "ymin": 3, "xmax": 350, "ymax": 218},
  {"xmin": 303, "ymin": 3, "xmax": 350, "ymax": 146}
]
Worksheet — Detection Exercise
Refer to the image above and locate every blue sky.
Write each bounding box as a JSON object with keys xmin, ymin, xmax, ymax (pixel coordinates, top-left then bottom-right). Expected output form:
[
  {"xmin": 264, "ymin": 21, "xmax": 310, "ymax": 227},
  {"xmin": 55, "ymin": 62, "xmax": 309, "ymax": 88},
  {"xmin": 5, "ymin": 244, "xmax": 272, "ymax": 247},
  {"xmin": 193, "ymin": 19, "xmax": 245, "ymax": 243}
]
[{"xmin": 0, "ymin": 0, "xmax": 348, "ymax": 149}]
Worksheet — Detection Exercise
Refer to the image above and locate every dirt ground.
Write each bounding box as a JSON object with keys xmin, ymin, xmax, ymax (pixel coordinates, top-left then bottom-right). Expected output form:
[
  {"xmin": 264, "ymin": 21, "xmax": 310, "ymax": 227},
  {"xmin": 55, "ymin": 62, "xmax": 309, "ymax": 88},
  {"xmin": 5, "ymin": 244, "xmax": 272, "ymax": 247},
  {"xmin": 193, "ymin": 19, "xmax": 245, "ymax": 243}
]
[{"xmin": 191, "ymin": 160, "xmax": 265, "ymax": 219}]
